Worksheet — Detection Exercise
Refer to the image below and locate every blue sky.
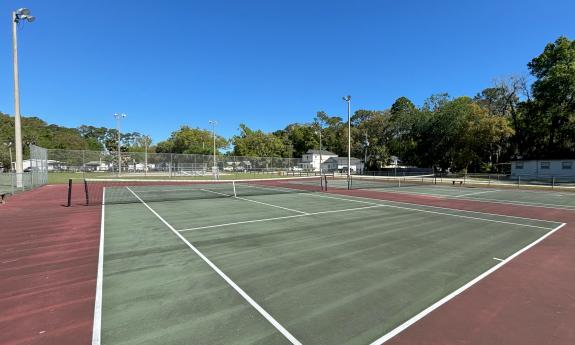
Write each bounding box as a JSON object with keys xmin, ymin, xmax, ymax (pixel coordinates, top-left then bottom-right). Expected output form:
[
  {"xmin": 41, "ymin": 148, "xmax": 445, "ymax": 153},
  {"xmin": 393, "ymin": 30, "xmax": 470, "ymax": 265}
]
[{"xmin": 0, "ymin": 0, "xmax": 574, "ymax": 144}]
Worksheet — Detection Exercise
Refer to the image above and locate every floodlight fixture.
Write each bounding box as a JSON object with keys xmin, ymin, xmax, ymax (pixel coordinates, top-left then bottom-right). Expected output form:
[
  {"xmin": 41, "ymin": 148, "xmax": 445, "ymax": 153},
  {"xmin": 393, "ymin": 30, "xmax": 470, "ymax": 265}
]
[
  {"xmin": 14, "ymin": 8, "xmax": 35, "ymax": 23},
  {"xmin": 16, "ymin": 8, "xmax": 30, "ymax": 16}
]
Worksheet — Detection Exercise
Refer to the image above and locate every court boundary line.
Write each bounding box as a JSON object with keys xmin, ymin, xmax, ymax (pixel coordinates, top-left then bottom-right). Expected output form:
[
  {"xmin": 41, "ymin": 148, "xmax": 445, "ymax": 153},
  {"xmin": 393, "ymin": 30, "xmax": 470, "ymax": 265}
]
[
  {"xmin": 313, "ymin": 193, "xmax": 556, "ymax": 230},
  {"xmin": 201, "ymin": 188, "xmax": 308, "ymax": 215},
  {"xmin": 337, "ymin": 186, "xmax": 575, "ymax": 211},
  {"xmin": 91, "ymin": 188, "xmax": 106, "ymax": 345},
  {"xmin": 454, "ymin": 190, "xmax": 498, "ymax": 197},
  {"xmin": 369, "ymin": 222, "xmax": 567, "ymax": 345},
  {"xmin": 244, "ymin": 184, "xmax": 565, "ymax": 223},
  {"xmin": 125, "ymin": 187, "xmax": 302, "ymax": 345},
  {"xmin": 244, "ymin": 184, "xmax": 559, "ymax": 230},
  {"xmin": 177, "ymin": 205, "xmax": 385, "ymax": 232}
]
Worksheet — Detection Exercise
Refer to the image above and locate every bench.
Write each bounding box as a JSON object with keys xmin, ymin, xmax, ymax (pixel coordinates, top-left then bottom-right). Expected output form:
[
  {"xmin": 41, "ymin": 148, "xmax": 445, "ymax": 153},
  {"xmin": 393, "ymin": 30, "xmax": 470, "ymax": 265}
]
[{"xmin": 452, "ymin": 180, "xmax": 463, "ymax": 186}]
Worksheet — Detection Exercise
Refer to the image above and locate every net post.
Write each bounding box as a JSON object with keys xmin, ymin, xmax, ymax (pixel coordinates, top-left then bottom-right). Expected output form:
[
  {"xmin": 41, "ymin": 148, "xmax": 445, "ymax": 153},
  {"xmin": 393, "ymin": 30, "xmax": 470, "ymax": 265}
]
[
  {"xmin": 324, "ymin": 175, "xmax": 328, "ymax": 191},
  {"xmin": 67, "ymin": 179, "xmax": 73, "ymax": 207},
  {"xmin": 84, "ymin": 179, "xmax": 90, "ymax": 205},
  {"xmin": 232, "ymin": 180, "xmax": 237, "ymax": 198}
]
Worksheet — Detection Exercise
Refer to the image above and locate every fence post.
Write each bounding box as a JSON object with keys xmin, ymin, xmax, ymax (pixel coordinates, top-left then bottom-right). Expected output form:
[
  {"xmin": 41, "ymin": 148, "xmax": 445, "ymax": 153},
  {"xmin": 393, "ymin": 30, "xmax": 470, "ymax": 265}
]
[
  {"xmin": 82, "ymin": 150, "xmax": 86, "ymax": 179},
  {"xmin": 67, "ymin": 179, "xmax": 73, "ymax": 207},
  {"xmin": 552, "ymin": 176, "xmax": 555, "ymax": 190}
]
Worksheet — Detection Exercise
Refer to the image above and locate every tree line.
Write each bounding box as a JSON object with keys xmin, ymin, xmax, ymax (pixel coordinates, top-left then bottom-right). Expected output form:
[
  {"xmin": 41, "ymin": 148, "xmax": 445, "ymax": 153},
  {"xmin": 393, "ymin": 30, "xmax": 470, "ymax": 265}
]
[{"xmin": 1, "ymin": 36, "xmax": 574, "ymax": 172}]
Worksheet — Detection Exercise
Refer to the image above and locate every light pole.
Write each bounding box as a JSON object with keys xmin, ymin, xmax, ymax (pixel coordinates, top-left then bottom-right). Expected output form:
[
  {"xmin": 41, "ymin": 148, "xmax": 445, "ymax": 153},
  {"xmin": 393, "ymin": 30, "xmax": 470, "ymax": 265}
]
[
  {"xmin": 12, "ymin": 8, "xmax": 35, "ymax": 187},
  {"xmin": 114, "ymin": 113, "xmax": 126, "ymax": 176},
  {"xmin": 143, "ymin": 135, "xmax": 151, "ymax": 176},
  {"xmin": 208, "ymin": 120, "xmax": 218, "ymax": 177},
  {"xmin": 364, "ymin": 132, "xmax": 369, "ymax": 174},
  {"xmin": 342, "ymin": 95, "xmax": 351, "ymax": 187},
  {"xmin": 316, "ymin": 128, "xmax": 323, "ymax": 173}
]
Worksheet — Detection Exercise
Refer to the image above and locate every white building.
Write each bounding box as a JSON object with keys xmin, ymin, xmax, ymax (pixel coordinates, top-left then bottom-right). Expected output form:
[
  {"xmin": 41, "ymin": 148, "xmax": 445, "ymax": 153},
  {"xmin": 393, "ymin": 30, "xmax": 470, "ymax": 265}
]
[
  {"xmin": 23, "ymin": 159, "xmax": 66, "ymax": 171},
  {"xmin": 299, "ymin": 149, "xmax": 338, "ymax": 172},
  {"xmin": 511, "ymin": 159, "xmax": 575, "ymax": 178},
  {"xmin": 322, "ymin": 157, "xmax": 364, "ymax": 173}
]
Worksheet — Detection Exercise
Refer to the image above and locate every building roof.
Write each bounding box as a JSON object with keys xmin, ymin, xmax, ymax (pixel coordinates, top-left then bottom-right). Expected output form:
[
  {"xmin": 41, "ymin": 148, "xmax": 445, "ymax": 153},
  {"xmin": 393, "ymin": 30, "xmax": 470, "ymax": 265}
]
[
  {"xmin": 305, "ymin": 149, "xmax": 337, "ymax": 156},
  {"xmin": 324, "ymin": 157, "xmax": 362, "ymax": 164}
]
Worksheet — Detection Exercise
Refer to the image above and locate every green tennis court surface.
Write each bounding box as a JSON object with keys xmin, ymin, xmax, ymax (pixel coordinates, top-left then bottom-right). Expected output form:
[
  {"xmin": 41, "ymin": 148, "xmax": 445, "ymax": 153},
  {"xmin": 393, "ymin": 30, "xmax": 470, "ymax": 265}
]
[{"xmin": 96, "ymin": 184, "xmax": 562, "ymax": 345}]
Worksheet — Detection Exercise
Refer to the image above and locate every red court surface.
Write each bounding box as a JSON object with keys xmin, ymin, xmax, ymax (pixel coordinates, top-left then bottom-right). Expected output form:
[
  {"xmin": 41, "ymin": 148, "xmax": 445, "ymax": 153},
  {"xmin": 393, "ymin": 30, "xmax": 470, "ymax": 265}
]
[
  {"xmin": 0, "ymin": 184, "xmax": 573, "ymax": 344},
  {"xmin": 0, "ymin": 185, "xmax": 100, "ymax": 345}
]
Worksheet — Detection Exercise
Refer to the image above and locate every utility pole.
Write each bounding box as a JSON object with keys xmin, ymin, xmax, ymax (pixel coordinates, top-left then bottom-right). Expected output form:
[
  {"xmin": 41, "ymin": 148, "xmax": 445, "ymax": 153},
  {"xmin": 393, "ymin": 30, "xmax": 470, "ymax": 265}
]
[
  {"xmin": 144, "ymin": 135, "xmax": 150, "ymax": 176},
  {"xmin": 208, "ymin": 120, "xmax": 218, "ymax": 177},
  {"xmin": 12, "ymin": 8, "xmax": 35, "ymax": 187},
  {"xmin": 114, "ymin": 113, "xmax": 126, "ymax": 176},
  {"xmin": 342, "ymin": 95, "xmax": 352, "ymax": 187},
  {"xmin": 364, "ymin": 132, "xmax": 368, "ymax": 174},
  {"xmin": 316, "ymin": 128, "xmax": 323, "ymax": 173}
]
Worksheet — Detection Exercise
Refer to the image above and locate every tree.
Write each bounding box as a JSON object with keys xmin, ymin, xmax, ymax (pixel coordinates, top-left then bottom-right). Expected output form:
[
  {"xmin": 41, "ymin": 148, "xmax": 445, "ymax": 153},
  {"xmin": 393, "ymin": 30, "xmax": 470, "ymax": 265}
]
[
  {"xmin": 155, "ymin": 125, "xmax": 228, "ymax": 154},
  {"xmin": 523, "ymin": 36, "xmax": 575, "ymax": 158},
  {"xmin": 474, "ymin": 76, "xmax": 527, "ymax": 159},
  {"xmin": 232, "ymin": 124, "xmax": 287, "ymax": 157}
]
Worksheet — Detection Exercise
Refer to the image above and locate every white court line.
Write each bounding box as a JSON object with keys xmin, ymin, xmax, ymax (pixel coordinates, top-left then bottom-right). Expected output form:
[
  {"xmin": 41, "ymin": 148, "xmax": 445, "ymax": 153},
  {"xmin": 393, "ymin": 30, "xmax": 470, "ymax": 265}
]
[
  {"xmin": 357, "ymin": 188, "xmax": 575, "ymax": 211},
  {"xmin": 454, "ymin": 190, "xmax": 499, "ymax": 198},
  {"xmin": 245, "ymin": 184, "xmax": 563, "ymax": 224},
  {"xmin": 493, "ymin": 257, "xmax": 504, "ymax": 262},
  {"xmin": 92, "ymin": 188, "xmax": 106, "ymax": 345},
  {"xmin": 125, "ymin": 187, "xmax": 302, "ymax": 345},
  {"xmin": 315, "ymin": 194, "xmax": 555, "ymax": 230},
  {"xmin": 177, "ymin": 205, "xmax": 385, "ymax": 232},
  {"xmin": 369, "ymin": 222, "xmax": 566, "ymax": 345},
  {"xmin": 200, "ymin": 188, "xmax": 308, "ymax": 215},
  {"xmin": 245, "ymin": 184, "xmax": 558, "ymax": 230}
]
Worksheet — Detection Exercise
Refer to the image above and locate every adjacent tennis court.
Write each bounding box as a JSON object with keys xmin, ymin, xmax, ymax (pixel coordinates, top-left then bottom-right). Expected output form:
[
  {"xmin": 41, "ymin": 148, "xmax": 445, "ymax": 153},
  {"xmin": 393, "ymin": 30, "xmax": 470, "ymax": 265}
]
[
  {"xmin": 329, "ymin": 175, "xmax": 575, "ymax": 210},
  {"xmin": 93, "ymin": 178, "xmax": 564, "ymax": 345}
]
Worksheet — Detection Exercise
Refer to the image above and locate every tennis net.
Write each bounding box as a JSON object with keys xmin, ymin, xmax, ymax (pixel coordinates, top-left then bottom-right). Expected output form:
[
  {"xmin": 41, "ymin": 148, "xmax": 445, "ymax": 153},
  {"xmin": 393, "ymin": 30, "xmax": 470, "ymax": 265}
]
[
  {"xmin": 77, "ymin": 176, "xmax": 326, "ymax": 205},
  {"xmin": 334, "ymin": 174, "xmax": 436, "ymax": 190}
]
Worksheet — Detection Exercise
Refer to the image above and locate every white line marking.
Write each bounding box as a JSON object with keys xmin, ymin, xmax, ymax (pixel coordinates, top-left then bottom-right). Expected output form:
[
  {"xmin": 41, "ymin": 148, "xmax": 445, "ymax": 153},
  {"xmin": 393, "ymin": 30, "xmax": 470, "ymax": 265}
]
[
  {"xmin": 454, "ymin": 190, "xmax": 498, "ymax": 197},
  {"xmin": 493, "ymin": 257, "xmax": 504, "ymax": 262},
  {"xmin": 125, "ymin": 187, "xmax": 302, "ymax": 345},
  {"xmin": 178, "ymin": 214, "xmax": 307, "ymax": 232},
  {"xmin": 351, "ymin": 188, "xmax": 575, "ymax": 211},
  {"xmin": 305, "ymin": 192, "xmax": 557, "ymax": 230},
  {"xmin": 177, "ymin": 205, "xmax": 385, "ymax": 232},
  {"xmin": 247, "ymin": 183, "xmax": 565, "ymax": 224},
  {"xmin": 200, "ymin": 188, "xmax": 308, "ymax": 215},
  {"xmin": 92, "ymin": 188, "xmax": 106, "ymax": 345},
  {"xmin": 369, "ymin": 222, "xmax": 567, "ymax": 345}
]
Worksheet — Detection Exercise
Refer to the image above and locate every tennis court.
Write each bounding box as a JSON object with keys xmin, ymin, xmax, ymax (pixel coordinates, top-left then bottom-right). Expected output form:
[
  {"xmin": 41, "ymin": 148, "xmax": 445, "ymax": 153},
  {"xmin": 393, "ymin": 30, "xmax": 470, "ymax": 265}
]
[
  {"xmin": 329, "ymin": 175, "xmax": 575, "ymax": 211},
  {"xmin": 93, "ymin": 177, "xmax": 564, "ymax": 345}
]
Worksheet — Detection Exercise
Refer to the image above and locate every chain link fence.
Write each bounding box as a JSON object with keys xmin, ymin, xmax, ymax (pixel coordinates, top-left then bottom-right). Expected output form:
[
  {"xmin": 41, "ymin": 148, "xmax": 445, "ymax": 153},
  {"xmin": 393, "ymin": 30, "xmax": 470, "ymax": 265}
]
[
  {"xmin": 0, "ymin": 144, "xmax": 48, "ymax": 196},
  {"xmin": 47, "ymin": 149, "xmax": 304, "ymax": 179}
]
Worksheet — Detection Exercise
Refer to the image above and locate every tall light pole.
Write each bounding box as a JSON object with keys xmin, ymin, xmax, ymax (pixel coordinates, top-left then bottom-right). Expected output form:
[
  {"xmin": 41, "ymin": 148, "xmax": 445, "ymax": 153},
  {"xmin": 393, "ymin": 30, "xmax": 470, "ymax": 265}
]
[
  {"xmin": 208, "ymin": 120, "xmax": 218, "ymax": 176},
  {"xmin": 143, "ymin": 135, "xmax": 151, "ymax": 176},
  {"xmin": 12, "ymin": 8, "xmax": 35, "ymax": 187},
  {"xmin": 114, "ymin": 113, "xmax": 126, "ymax": 176},
  {"xmin": 342, "ymin": 95, "xmax": 351, "ymax": 186},
  {"xmin": 364, "ymin": 131, "xmax": 369, "ymax": 174},
  {"xmin": 316, "ymin": 128, "xmax": 323, "ymax": 173}
]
